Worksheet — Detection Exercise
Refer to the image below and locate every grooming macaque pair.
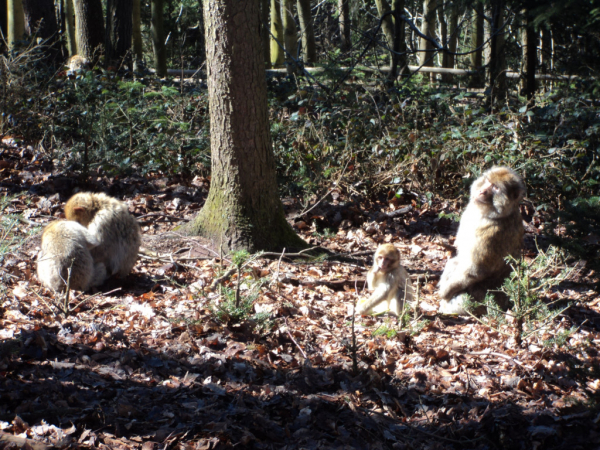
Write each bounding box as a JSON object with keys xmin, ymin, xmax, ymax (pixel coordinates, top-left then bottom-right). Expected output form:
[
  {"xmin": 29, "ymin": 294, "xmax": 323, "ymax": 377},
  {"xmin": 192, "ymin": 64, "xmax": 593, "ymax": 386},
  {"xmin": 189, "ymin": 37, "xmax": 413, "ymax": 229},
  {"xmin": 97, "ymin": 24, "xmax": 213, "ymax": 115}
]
[
  {"xmin": 359, "ymin": 167, "xmax": 526, "ymax": 317},
  {"xmin": 37, "ymin": 193, "xmax": 141, "ymax": 293}
]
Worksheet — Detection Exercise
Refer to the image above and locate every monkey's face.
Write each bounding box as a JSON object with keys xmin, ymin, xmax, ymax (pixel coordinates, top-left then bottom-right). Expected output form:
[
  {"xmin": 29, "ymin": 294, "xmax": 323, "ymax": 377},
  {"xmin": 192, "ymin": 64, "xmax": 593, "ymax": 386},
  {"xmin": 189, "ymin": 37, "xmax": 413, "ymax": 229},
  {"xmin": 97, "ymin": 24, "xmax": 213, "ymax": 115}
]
[
  {"xmin": 473, "ymin": 177, "xmax": 497, "ymax": 205},
  {"xmin": 375, "ymin": 252, "xmax": 399, "ymax": 273}
]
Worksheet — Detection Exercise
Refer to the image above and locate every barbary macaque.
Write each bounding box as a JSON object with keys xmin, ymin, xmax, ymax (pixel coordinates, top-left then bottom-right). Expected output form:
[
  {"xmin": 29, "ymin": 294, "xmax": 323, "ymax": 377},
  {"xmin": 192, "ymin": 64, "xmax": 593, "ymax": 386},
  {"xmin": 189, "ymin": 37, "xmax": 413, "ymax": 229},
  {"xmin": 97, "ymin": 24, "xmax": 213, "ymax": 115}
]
[
  {"xmin": 356, "ymin": 244, "xmax": 413, "ymax": 315},
  {"xmin": 65, "ymin": 192, "xmax": 141, "ymax": 278},
  {"xmin": 67, "ymin": 55, "xmax": 90, "ymax": 73},
  {"xmin": 438, "ymin": 166, "xmax": 526, "ymax": 315},
  {"xmin": 37, "ymin": 220, "xmax": 107, "ymax": 292}
]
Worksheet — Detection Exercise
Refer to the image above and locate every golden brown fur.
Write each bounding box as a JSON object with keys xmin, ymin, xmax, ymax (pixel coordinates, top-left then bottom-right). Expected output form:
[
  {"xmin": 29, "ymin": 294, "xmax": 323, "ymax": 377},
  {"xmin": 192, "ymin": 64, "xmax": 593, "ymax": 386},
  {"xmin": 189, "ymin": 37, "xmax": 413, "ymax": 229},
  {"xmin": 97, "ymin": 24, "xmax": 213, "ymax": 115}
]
[
  {"xmin": 65, "ymin": 192, "xmax": 141, "ymax": 278},
  {"xmin": 37, "ymin": 220, "xmax": 107, "ymax": 292},
  {"xmin": 357, "ymin": 244, "xmax": 413, "ymax": 315},
  {"xmin": 438, "ymin": 166, "xmax": 526, "ymax": 315}
]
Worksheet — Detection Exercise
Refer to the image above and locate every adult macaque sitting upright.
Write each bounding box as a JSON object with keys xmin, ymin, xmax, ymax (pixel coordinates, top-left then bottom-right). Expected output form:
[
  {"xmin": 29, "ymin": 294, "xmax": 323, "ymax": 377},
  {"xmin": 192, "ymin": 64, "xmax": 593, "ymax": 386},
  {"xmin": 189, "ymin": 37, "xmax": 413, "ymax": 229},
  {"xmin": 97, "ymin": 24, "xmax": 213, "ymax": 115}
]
[{"xmin": 438, "ymin": 166, "xmax": 526, "ymax": 315}]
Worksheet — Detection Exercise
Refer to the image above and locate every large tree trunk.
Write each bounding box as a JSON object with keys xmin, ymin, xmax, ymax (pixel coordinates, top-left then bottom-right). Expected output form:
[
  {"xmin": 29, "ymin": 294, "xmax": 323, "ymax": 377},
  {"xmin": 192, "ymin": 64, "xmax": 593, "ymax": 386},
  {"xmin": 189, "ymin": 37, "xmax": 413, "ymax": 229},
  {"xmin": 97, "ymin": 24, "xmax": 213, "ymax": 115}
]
[
  {"xmin": 151, "ymin": 0, "xmax": 166, "ymax": 77},
  {"xmin": 296, "ymin": 0, "xmax": 316, "ymax": 64},
  {"xmin": 132, "ymin": 0, "xmax": 143, "ymax": 71},
  {"xmin": 270, "ymin": 0, "xmax": 284, "ymax": 66},
  {"xmin": 419, "ymin": 0, "xmax": 437, "ymax": 71},
  {"xmin": 281, "ymin": 0, "xmax": 297, "ymax": 72},
  {"xmin": 73, "ymin": 0, "xmax": 104, "ymax": 61},
  {"xmin": 489, "ymin": 0, "xmax": 506, "ymax": 105},
  {"xmin": 105, "ymin": 0, "xmax": 133, "ymax": 68},
  {"xmin": 338, "ymin": 0, "xmax": 350, "ymax": 51},
  {"xmin": 181, "ymin": 0, "xmax": 307, "ymax": 253},
  {"xmin": 22, "ymin": 0, "xmax": 60, "ymax": 62},
  {"xmin": 7, "ymin": 0, "xmax": 25, "ymax": 48}
]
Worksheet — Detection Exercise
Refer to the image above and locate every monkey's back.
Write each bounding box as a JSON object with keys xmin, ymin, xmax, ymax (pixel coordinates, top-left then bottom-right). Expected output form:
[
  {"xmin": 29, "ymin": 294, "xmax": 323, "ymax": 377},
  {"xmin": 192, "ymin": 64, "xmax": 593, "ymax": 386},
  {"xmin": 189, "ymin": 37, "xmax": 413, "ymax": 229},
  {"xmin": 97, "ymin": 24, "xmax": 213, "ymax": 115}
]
[
  {"xmin": 88, "ymin": 203, "xmax": 141, "ymax": 277},
  {"xmin": 37, "ymin": 221, "xmax": 96, "ymax": 291}
]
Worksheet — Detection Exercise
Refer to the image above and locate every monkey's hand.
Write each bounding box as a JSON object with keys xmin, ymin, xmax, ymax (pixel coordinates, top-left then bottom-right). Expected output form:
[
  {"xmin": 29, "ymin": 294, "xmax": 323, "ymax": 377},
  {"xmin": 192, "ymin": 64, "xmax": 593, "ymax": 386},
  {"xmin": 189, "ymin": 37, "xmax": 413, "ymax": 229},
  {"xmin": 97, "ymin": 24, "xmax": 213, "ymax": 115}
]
[{"xmin": 356, "ymin": 284, "xmax": 395, "ymax": 315}]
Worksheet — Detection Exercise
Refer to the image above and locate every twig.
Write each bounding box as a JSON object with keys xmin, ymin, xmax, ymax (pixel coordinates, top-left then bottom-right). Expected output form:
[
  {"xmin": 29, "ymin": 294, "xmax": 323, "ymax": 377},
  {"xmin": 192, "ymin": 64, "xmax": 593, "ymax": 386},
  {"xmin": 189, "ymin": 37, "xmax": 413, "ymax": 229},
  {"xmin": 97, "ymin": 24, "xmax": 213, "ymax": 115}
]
[{"xmin": 284, "ymin": 318, "xmax": 308, "ymax": 360}]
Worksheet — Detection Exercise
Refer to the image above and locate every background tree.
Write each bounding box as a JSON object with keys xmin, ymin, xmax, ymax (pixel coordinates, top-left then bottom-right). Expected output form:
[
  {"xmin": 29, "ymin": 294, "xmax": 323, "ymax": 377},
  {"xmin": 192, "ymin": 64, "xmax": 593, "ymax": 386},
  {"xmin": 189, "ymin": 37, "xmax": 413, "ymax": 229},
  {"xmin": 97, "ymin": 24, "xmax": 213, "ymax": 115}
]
[
  {"xmin": 62, "ymin": 0, "xmax": 76, "ymax": 57},
  {"xmin": 375, "ymin": 0, "xmax": 395, "ymax": 66},
  {"xmin": 105, "ymin": 0, "xmax": 133, "ymax": 68},
  {"xmin": 22, "ymin": 0, "xmax": 60, "ymax": 61},
  {"xmin": 419, "ymin": 0, "xmax": 437, "ymax": 72},
  {"xmin": 281, "ymin": 0, "xmax": 298, "ymax": 71},
  {"xmin": 181, "ymin": 0, "xmax": 307, "ymax": 252},
  {"xmin": 73, "ymin": 0, "xmax": 104, "ymax": 61},
  {"xmin": 132, "ymin": 0, "xmax": 143, "ymax": 71},
  {"xmin": 270, "ymin": 0, "xmax": 284, "ymax": 66},
  {"xmin": 260, "ymin": 0, "xmax": 270, "ymax": 65},
  {"xmin": 489, "ymin": 0, "xmax": 507, "ymax": 103},
  {"xmin": 151, "ymin": 0, "xmax": 166, "ymax": 77},
  {"xmin": 523, "ymin": 7, "xmax": 537, "ymax": 101},
  {"xmin": 296, "ymin": 0, "xmax": 316, "ymax": 64},
  {"xmin": 469, "ymin": 1, "xmax": 485, "ymax": 87},
  {"xmin": 338, "ymin": 0, "xmax": 351, "ymax": 51}
]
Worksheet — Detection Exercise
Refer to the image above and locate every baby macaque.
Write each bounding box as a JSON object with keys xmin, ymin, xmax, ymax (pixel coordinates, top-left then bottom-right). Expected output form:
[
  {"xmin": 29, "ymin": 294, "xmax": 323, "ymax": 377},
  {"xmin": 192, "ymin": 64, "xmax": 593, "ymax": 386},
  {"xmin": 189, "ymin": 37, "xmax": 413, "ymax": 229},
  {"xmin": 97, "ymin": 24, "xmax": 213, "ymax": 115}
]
[
  {"xmin": 356, "ymin": 243, "xmax": 413, "ymax": 315},
  {"xmin": 65, "ymin": 192, "xmax": 141, "ymax": 278},
  {"xmin": 438, "ymin": 166, "xmax": 526, "ymax": 315},
  {"xmin": 37, "ymin": 220, "xmax": 107, "ymax": 292}
]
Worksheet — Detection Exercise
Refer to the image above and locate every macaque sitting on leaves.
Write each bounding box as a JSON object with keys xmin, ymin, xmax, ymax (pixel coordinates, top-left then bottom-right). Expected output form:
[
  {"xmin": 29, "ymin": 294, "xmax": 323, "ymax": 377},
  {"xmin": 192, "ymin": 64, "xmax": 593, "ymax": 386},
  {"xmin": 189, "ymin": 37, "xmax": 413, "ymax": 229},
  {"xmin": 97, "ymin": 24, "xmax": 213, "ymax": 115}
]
[
  {"xmin": 438, "ymin": 166, "xmax": 526, "ymax": 315},
  {"xmin": 356, "ymin": 244, "xmax": 414, "ymax": 316},
  {"xmin": 67, "ymin": 55, "xmax": 90, "ymax": 74},
  {"xmin": 37, "ymin": 220, "xmax": 107, "ymax": 292},
  {"xmin": 65, "ymin": 192, "xmax": 141, "ymax": 278}
]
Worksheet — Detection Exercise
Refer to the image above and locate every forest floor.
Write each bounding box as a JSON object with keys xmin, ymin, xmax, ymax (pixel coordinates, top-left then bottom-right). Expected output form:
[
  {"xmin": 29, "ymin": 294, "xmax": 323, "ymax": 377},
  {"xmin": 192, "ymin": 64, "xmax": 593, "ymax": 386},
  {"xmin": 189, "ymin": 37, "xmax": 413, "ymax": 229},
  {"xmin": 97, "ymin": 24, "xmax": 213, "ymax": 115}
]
[{"xmin": 1, "ymin": 139, "xmax": 599, "ymax": 450}]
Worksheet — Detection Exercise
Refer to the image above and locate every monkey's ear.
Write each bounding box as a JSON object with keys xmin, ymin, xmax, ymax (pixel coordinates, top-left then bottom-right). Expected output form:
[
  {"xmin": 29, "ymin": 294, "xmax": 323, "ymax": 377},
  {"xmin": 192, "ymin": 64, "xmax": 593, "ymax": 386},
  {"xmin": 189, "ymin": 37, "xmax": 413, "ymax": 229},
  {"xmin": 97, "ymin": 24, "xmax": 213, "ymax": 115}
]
[{"xmin": 74, "ymin": 206, "xmax": 86, "ymax": 213}]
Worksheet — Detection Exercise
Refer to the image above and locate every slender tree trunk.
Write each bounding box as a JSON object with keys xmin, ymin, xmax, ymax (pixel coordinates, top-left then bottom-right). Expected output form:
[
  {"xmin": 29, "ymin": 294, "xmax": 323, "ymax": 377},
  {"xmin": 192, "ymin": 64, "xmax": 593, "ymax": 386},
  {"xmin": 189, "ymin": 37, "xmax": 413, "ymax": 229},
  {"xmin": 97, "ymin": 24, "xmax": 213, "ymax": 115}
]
[
  {"xmin": 442, "ymin": 0, "xmax": 459, "ymax": 82},
  {"xmin": 63, "ymin": 0, "xmax": 76, "ymax": 56},
  {"xmin": 270, "ymin": 0, "xmax": 284, "ymax": 66},
  {"xmin": 0, "ymin": 0, "xmax": 7, "ymax": 49},
  {"xmin": 523, "ymin": 10, "xmax": 537, "ymax": 102},
  {"xmin": 469, "ymin": 1, "xmax": 484, "ymax": 86},
  {"xmin": 438, "ymin": 0, "xmax": 447, "ymax": 79},
  {"xmin": 281, "ymin": 0, "xmax": 297, "ymax": 72},
  {"xmin": 105, "ymin": 0, "xmax": 133, "ymax": 68},
  {"xmin": 375, "ymin": 0, "xmax": 394, "ymax": 67},
  {"xmin": 392, "ymin": 0, "xmax": 407, "ymax": 76},
  {"xmin": 151, "ymin": 0, "xmax": 166, "ymax": 77},
  {"xmin": 132, "ymin": 0, "xmax": 143, "ymax": 71},
  {"xmin": 7, "ymin": 0, "xmax": 25, "ymax": 48},
  {"xmin": 73, "ymin": 0, "xmax": 104, "ymax": 61},
  {"xmin": 260, "ymin": 0, "xmax": 270, "ymax": 65},
  {"xmin": 296, "ymin": 0, "xmax": 316, "ymax": 64},
  {"xmin": 22, "ymin": 0, "xmax": 60, "ymax": 62},
  {"xmin": 181, "ymin": 0, "xmax": 307, "ymax": 253},
  {"xmin": 540, "ymin": 26, "xmax": 552, "ymax": 72},
  {"xmin": 419, "ymin": 0, "xmax": 437, "ymax": 71},
  {"xmin": 338, "ymin": 0, "xmax": 350, "ymax": 51},
  {"xmin": 489, "ymin": 0, "xmax": 506, "ymax": 105}
]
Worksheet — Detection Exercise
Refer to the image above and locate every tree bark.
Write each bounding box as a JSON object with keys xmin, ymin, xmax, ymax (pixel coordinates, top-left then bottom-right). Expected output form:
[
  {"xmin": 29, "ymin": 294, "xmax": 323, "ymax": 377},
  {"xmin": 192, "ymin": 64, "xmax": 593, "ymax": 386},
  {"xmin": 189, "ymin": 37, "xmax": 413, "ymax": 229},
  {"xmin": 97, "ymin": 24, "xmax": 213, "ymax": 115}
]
[
  {"xmin": 375, "ymin": 0, "xmax": 394, "ymax": 65},
  {"xmin": 73, "ymin": 0, "xmax": 104, "ymax": 61},
  {"xmin": 281, "ymin": 0, "xmax": 297, "ymax": 71},
  {"xmin": 523, "ymin": 10, "xmax": 537, "ymax": 101},
  {"xmin": 419, "ymin": 0, "xmax": 437, "ymax": 70},
  {"xmin": 260, "ymin": 0, "xmax": 270, "ymax": 65},
  {"xmin": 132, "ymin": 0, "xmax": 143, "ymax": 71},
  {"xmin": 391, "ymin": 0, "xmax": 407, "ymax": 77},
  {"xmin": 469, "ymin": 1, "xmax": 484, "ymax": 87},
  {"xmin": 105, "ymin": 0, "xmax": 133, "ymax": 68},
  {"xmin": 0, "ymin": 0, "xmax": 7, "ymax": 50},
  {"xmin": 151, "ymin": 0, "xmax": 166, "ymax": 77},
  {"xmin": 338, "ymin": 0, "xmax": 350, "ymax": 51},
  {"xmin": 63, "ymin": 0, "xmax": 76, "ymax": 57},
  {"xmin": 441, "ymin": 0, "xmax": 459, "ymax": 83},
  {"xmin": 22, "ymin": 0, "xmax": 60, "ymax": 62},
  {"xmin": 7, "ymin": 0, "xmax": 25, "ymax": 48},
  {"xmin": 489, "ymin": 0, "xmax": 506, "ymax": 105},
  {"xmin": 181, "ymin": 0, "xmax": 307, "ymax": 253},
  {"xmin": 270, "ymin": 0, "xmax": 284, "ymax": 66},
  {"xmin": 296, "ymin": 0, "xmax": 316, "ymax": 64}
]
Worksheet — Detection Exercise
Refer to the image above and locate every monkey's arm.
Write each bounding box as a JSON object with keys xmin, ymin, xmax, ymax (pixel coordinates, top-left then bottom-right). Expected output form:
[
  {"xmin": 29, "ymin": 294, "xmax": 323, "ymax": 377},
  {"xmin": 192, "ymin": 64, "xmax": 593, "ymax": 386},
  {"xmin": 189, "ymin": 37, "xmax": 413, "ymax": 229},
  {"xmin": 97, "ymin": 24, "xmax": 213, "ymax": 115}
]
[
  {"xmin": 357, "ymin": 273, "xmax": 399, "ymax": 314},
  {"xmin": 438, "ymin": 258, "xmax": 492, "ymax": 300}
]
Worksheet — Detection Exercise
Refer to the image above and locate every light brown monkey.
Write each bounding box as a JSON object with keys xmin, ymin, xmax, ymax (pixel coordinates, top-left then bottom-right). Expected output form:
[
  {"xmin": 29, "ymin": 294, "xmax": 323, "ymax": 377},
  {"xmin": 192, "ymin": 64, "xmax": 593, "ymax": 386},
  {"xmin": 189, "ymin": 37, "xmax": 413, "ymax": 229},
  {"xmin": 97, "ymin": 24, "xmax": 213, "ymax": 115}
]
[
  {"xmin": 37, "ymin": 220, "xmax": 107, "ymax": 292},
  {"xmin": 67, "ymin": 55, "xmax": 89, "ymax": 73},
  {"xmin": 356, "ymin": 243, "xmax": 413, "ymax": 315},
  {"xmin": 65, "ymin": 192, "xmax": 141, "ymax": 278},
  {"xmin": 438, "ymin": 166, "xmax": 526, "ymax": 315}
]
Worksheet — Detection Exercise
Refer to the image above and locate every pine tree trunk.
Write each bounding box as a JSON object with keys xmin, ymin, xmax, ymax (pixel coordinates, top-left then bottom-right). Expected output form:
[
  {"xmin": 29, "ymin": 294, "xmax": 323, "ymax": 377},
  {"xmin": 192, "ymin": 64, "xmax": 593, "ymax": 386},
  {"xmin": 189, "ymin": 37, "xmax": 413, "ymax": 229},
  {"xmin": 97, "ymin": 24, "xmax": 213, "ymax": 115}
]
[
  {"xmin": 73, "ymin": 0, "xmax": 104, "ymax": 61},
  {"xmin": 419, "ymin": 0, "xmax": 437, "ymax": 70},
  {"xmin": 63, "ymin": 0, "xmax": 76, "ymax": 57},
  {"xmin": 105, "ymin": 0, "xmax": 133, "ymax": 68},
  {"xmin": 489, "ymin": 0, "xmax": 506, "ymax": 105},
  {"xmin": 7, "ymin": 0, "xmax": 25, "ymax": 48},
  {"xmin": 296, "ymin": 0, "xmax": 316, "ymax": 64},
  {"xmin": 151, "ymin": 0, "xmax": 166, "ymax": 77},
  {"xmin": 270, "ymin": 0, "xmax": 284, "ymax": 66},
  {"xmin": 281, "ymin": 0, "xmax": 297, "ymax": 71},
  {"xmin": 181, "ymin": 0, "xmax": 307, "ymax": 253},
  {"xmin": 260, "ymin": 0, "xmax": 270, "ymax": 65}
]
